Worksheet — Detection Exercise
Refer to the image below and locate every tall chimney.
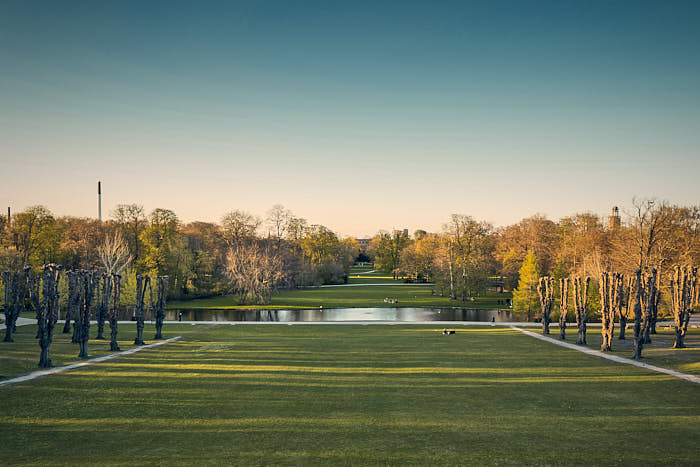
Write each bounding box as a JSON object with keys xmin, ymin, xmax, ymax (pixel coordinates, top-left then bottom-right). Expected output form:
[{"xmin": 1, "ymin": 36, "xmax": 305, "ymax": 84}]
[
  {"xmin": 6, "ymin": 207, "xmax": 10, "ymax": 227},
  {"xmin": 98, "ymin": 181, "xmax": 102, "ymax": 222}
]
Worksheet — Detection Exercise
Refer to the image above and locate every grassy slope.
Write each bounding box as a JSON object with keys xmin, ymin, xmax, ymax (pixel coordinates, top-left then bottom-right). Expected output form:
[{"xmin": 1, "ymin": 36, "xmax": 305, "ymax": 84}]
[
  {"xmin": 169, "ymin": 285, "xmax": 510, "ymax": 310},
  {"xmin": 1, "ymin": 324, "xmax": 699, "ymax": 465}
]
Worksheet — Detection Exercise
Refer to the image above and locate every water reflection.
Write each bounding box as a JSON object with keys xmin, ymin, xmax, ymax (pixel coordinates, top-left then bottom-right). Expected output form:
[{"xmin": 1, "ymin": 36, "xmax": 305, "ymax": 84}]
[{"xmin": 161, "ymin": 307, "xmax": 524, "ymax": 322}]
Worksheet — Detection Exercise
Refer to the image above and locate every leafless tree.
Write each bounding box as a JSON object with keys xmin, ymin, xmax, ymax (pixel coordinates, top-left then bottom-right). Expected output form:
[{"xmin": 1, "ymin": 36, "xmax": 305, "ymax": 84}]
[
  {"xmin": 573, "ymin": 276, "xmax": 590, "ymax": 345},
  {"xmin": 266, "ymin": 205, "xmax": 292, "ymax": 243},
  {"xmin": 558, "ymin": 278, "xmax": 569, "ymax": 340},
  {"xmin": 632, "ymin": 269, "xmax": 655, "ymax": 359},
  {"xmin": 109, "ymin": 273, "xmax": 122, "ymax": 351},
  {"xmin": 134, "ymin": 275, "xmax": 150, "ymax": 345},
  {"xmin": 226, "ymin": 242, "xmax": 287, "ymax": 305},
  {"xmin": 3, "ymin": 269, "xmax": 26, "ymax": 342},
  {"xmin": 599, "ymin": 272, "xmax": 622, "ymax": 352},
  {"xmin": 537, "ymin": 276, "xmax": 553, "ymax": 334},
  {"xmin": 669, "ymin": 266, "xmax": 698, "ymax": 349},
  {"xmin": 111, "ymin": 204, "xmax": 145, "ymax": 261},
  {"xmin": 153, "ymin": 275, "xmax": 169, "ymax": 339},
  {"xmin": 38, "ymin": 265, "xmax": 61, "ymax": 367},
  {"xmin": 221, "ymin": 210, "xmax": 261, "ymax": 247},
  {"xmin": 618, "ymin": 275, "xmax": 635, "ymax": 340},
  {"xmin": 98, "ymin": 232, "xmax": 132, "ymax": 275}
]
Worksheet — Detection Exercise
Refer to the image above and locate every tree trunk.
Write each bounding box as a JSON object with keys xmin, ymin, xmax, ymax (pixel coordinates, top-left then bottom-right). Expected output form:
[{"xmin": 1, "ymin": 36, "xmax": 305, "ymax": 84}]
[
  {"xmin": 96, "ymin": 273, "xmax": 110, "ymax": 340},
  {"xmin": 135, "ymin": 320, "xmax": 145, "ymax": 345},
  {"xmin": 72, "ymin": 322, "xmax": 80, "ymax": 343},
  {"xmin": 109, "ymin": 273, "xmax": 122, "ymax": 351},
  {"xmin": 672, "ymin": 326, "xmax": 685, "ymax": 349},
  {"xmin": 559, "ymin": 278, "xmax": 568, "ymax": 340},
  {"xmin": 573, "ymin": 276, "xmax": 590, "ymax": 345},
  {"xmin": 641, "ymin": 269, "xmax": 656, "ymax": 345},
  {"xmin": 632, "ymin": 269, "xmax": 644, "ymax": 360},
  {"xmin": 79, "ymin": 340, "xmax": 88, "ymax": 358},
  {"xmin": 3, "ymin": 323, "xmax": 15, "ymax": 342},
  {"xmin": 32, "ymin": 265, "xmax": 62, "ymax": 368},
  {"xmin": 669, "ymin": 266, "xmax": 696, "ymax": 350},
  {"xmin": 537, "ymin": 276, "xmax": 553, "ymax": 335},
  {"xmin": 153, "ymin": 276, "xmax": 169, "ymax": 340},
  {"xmin": 134, "ymin": 275, "xmax": 149, "ymax": 345},
  {"xmin": 110, "ymin": 317, "xmax": 120, "ymax": 351},
  {"xmin": 618, "ymin": 316, "xmax": 627, "ymax": 340},
  {"xmin": 38, "ymin": 321, "xmax": 55, "ymax": 367},
  {"xmin": 96, "ymin": 311, "xmax": 106, "ymax": 339},
  {"xmin": 76, "ymin": 270, "xmax": 97, "ymax": 359},
  {"xmin": 599, "ymin": 272, "xmax": 621, "ymax": 352}
]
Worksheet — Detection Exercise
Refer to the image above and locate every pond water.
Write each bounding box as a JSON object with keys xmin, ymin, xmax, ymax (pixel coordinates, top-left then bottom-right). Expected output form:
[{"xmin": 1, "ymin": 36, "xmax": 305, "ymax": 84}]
[{"xmin": 158, "ymin": 307, "xmax": 525, "ymax": 322}]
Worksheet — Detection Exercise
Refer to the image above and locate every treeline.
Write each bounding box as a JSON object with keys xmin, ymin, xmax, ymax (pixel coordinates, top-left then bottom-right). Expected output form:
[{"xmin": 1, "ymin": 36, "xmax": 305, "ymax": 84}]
[
  {"xmin": 370, "ymin": 200, "xmax": 699, "ymax": 316},
  {"xmin": 0, "ymin": 204, "xmax": 357, "ymax": 304},
  {"xmin": 0, "ymin": 199, "xmax": 698, "ymax": 309}
]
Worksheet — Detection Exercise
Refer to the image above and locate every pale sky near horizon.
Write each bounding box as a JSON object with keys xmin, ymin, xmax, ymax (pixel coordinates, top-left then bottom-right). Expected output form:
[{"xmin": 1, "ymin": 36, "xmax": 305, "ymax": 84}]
[{"xmin": 1, "ymin": 1, "xmax": 699, "ymax": 237}]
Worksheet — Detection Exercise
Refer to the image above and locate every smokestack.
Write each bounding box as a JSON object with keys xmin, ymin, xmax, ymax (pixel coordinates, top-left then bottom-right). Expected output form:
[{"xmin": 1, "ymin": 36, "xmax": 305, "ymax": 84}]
[
  {"xmin": 6, "ymin": 207, "xmax": 9, "ymax": 226},
  {"xmin": 98, "ymin": 181, "xmax": 102, "ymax": 222}
]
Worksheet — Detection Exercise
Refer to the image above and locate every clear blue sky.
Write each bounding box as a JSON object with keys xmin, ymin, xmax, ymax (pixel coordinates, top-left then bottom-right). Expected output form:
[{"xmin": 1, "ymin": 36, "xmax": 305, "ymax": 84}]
[{"xmin": 1, "ymin": 0, "xmax": 698, "ymax": 236}]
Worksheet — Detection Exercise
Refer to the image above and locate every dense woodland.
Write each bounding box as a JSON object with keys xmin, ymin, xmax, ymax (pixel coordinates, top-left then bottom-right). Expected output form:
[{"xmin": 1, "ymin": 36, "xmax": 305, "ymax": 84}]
[{"xmin": 0, "ymin": 199, "xmax": 698, "ymax": 312}]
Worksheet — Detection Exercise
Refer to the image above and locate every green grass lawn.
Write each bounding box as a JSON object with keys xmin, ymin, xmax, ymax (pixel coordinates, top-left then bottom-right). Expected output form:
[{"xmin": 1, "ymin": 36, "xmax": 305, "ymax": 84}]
[
  {"xmin": 0, "ymin": 322, "xmax": 201, "ymax": 379},
  {"xmin": 1, "ymin": 323, "xmax": 699, "ymax": 465},
  {"xmin": 533, "ymin": 324, "xmax": 700, "ymax": 376},
  {"xmin": 169, "ymin": 284, "xmax": 511, "ymax": 310}
]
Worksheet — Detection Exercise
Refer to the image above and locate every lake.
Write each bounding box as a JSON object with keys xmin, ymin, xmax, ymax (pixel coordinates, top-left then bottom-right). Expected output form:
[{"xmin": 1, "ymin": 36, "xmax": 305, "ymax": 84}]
[{"xmin": 161, "ymin": 307, "xmax": 524, "ymax": 322}]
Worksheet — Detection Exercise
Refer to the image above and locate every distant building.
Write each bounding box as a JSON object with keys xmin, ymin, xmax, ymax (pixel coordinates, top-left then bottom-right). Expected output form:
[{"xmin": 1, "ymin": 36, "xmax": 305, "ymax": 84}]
[
  {"xmin": 403, "ymin": 228, "xmax": 409, "ymax": 237},
  {"xmin": 357, "ymin": 238, "xmax": 371, "ymax": 251},
  {"xmin": 609, "ymin": 206, "xmax": 621, "ymax": 229}
]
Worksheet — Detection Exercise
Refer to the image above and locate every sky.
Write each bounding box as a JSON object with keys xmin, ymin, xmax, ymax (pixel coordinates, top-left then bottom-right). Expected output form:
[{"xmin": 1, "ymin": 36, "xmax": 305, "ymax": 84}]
[{"xmin": 1, "ymin": 0, "xmax": 699, "ymax": 237}]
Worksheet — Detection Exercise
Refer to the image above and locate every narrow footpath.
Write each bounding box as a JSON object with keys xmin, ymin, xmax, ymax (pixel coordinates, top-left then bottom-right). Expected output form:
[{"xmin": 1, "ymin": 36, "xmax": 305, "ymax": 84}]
[
  {"xmin": 511, "ymin": 326, "xmax": 700, "ymax": 385},
  {"xmin": 0, "ymin": 336, "xmax": 181, "ymax": 387}
]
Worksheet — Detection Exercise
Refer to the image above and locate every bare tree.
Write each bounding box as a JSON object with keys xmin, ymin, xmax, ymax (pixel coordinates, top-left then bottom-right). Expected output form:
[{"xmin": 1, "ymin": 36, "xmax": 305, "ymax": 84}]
[
  {"xmin": 226, "ymin": 242, "xmax": 286, "ymax": 305},
  {"xmin": 618, "ymin": 275, "xmax": 635, "ymax": 340},
  {"xmin": 266, "ymin": 205, "xmax": 292, "ymax": 243},
  {"xmin": 96, "ymin": 273, "xmax": 111, "ymax": 340},
  {"xmin": 599, "ymin": 272, "xmax": 622, "ymax": 352},
  {"xmin": 109, "ymin": 273, "xmax": 122, "ymax": 351},
  {"xmin": 573, "ymin": 276, "xmax": 590, "ymax": 345},
  {"xmin": 153, "ymin": 275, "xmax": 169, "ymax": 339},
  {"xmin": 642, "ymin": 269, "xmax": 658, "ymax": 344},
  {"xmin": 537, "ymin": 276, "xmax": 553, "ymax": 334},
  {"xmin": 221, "ymin": 210, "xmax": 261, "ymax": 247},
  {"xmin": 98, "ymin": 232, "xmax": 132, "ymax": 275},
  {"xmin": 558, "ymin": 278, "xmax": 569, "ymax": 340},
  {"xmin": 77, "ymin": 270, "xmax": 98, "ymax": 358},
  {"xmin": 35, "ymin": 265, "xmax": 61, "ymax": 367},
  {"xmin": 632, "ymin": 269, "xmax": 647, "ymax": 359},
  {"xmin": 67, "ymin": 271, "xmax": 82, "ymax": 341},
  {"xmin": 111, "ymin": 204, "xmax": 145, "ymax": 262},
  {"xmin": 134, "ymin": 275, "xmax": 150, "ymax": 345},
  {"xmin": 2, "ymin": 270, "xmax": 26, "ymax": 342},
  {"xmin": 669, "ymin": 266, "xmax": 697, "ymax": 349}
]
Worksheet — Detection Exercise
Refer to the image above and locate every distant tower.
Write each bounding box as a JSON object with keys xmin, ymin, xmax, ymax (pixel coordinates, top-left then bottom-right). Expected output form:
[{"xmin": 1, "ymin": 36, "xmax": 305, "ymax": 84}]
[
  {"xmin": 403, "ymin": 228, "xmax": 409, "ymax": 237},
  {"xmin": 6, "ymin": 207, "xmax": 10, "ymax": 227},
  {"xmin": 609, "ymin": 206, "xmax": 620, "ymax": 229},
  {"xmin": 98, "ymin": 181, "xmax": 102, "ymax": 222}
]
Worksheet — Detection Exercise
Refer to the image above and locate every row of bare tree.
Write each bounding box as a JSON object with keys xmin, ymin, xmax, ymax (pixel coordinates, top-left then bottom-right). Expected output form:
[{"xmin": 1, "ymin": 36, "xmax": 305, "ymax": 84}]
[
  {"xmin": 2, "ymin": 265, "xmax": 168, "ymax": 368},
  {"xmin": 537, "ymin": 266, "xmax": 698, "ymax": 359}
]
